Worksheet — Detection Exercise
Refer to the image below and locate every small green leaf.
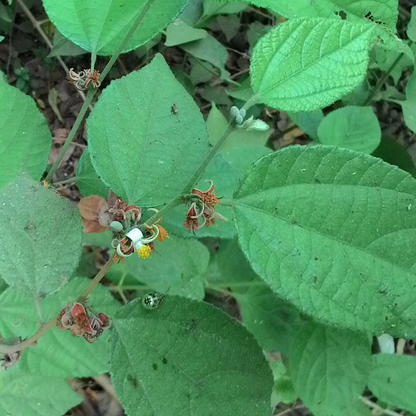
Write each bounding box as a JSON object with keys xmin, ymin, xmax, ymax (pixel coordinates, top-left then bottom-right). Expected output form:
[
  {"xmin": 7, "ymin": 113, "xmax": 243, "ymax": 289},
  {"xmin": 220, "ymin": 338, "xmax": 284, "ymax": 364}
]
[
  {"xmin": 407, "ymin": 6, "xmax": 416, "ymax": 42},
  {"xmin": 288, "ymin": 110, "xmax": 324, "ymax": 141},
  {"xmin": 0, "ymin": 175, "xmax": 82, "ymax": 297},
  {"xmin": 402, "ymin": 72, "xmax": 416, "ymax": 133},
  {"xmin": 88, "ymin": 54, "xmax": 210, "ymax": 207},
  {"xmin": 0, "ymin": 369, "xmax": 81, "ymax": 416},
  {"xmin": 317, "ymin": 106, "xmax": 381, "ymax": 153},
  {"xmin": 0, "ymin": 277, "xmax": 120, "ymax": 378},
  {"xmin": 251, "ymin": 18, "xmax": 374, "ymax": 111},
  {"xmin": 42, "ymin": 0, "xmax": 188, "ymax": 55},
  {"xmin": 289, "ymin": 321, "xmax": 371, "ymax": 416},
  {"xmin": 48, "ymin": 30, "xmax": 87, "ymax": 57},
  {"xmin": 76, "ymin": 148, "xmax": 109, "ymax": 198},
  {"xmin": 233, "ymin": 145, "xmax": 416, "ymax": 337},
  {"xmin": 109, "ymin": 297, "xmax": 273, "ymax": 416},
  {"xmin": 201, "ymin": 0, "xmax": 246, "ymax": 20},
  {"xmin": 124, "ymin": 236, "xmax": 209, "ymax": 300},
  {"xmin": 372, "ymin": 137, "xmax": 416, "ymax": 178},
  {"xmin": 165, "ymin": 18, "xmax": 207, "ymax": 46},
  {"xmin": 0, "ymin": 82, "xmax": 52, "ymax": 189},
  {"xmin": 181, "ymin": 34, "xmax": 230, "ymax": 79},
  {"xmin": 368, "ymin": 354, "xmax": 416, "ymax": 414},
  {"xmin": 270, "ymin": 361, "xmax": 297, "ymax": 406}
]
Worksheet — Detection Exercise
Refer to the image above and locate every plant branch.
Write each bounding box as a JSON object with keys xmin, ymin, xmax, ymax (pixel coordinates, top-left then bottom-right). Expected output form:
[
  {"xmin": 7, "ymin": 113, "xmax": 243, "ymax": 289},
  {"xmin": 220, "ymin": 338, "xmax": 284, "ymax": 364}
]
[
  {"xmin": 44, "ymin": 0, "xmax": 157, "ymax": 183},
  {"xmin": 360, "ymin": 396, "xmax": 404, "ymax": 416},
  {"xmin": 44, "ymin": 88, "xmax": 96, "ymax": 182},
  {"xmin": 77, "ymin": 255, "xmax": 115, "ymax": 303},
  {"xmin": 15, "ymin": 0, "xmax": 87, "ymax": 103},
  {"xmin": 0, "ymin": 256, "xmax": 115, "ymax": 355},
  {"xmin": 145, "ymin": 124, "xmax": 235, "ymax": 226},
  {"xmin": 363, "ymin": 52, "xmax": 406, "ymax": 106}
]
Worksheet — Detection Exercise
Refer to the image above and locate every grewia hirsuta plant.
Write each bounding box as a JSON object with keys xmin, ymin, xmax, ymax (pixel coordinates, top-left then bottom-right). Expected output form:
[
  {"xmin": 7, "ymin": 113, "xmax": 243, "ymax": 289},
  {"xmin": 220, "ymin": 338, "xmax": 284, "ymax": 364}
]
[{"xmin": 0, "ymin": 0, "xmax": 416, "ymax": 415}]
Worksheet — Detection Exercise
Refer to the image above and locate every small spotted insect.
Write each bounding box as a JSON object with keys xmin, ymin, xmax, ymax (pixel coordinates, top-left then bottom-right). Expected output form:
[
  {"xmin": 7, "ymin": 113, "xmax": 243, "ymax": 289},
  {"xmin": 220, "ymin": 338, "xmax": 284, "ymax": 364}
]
[{"xmin": 141, "ymin": 292, "xmax": 165, "ymax": 310}]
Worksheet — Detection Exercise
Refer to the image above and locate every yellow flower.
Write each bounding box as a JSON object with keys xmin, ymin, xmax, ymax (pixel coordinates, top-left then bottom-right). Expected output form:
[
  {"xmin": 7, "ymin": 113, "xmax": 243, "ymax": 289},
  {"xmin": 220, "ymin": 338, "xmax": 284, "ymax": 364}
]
[{"xmin": 137, "ymin": 245, "xmax": 152, "ymax": 259}]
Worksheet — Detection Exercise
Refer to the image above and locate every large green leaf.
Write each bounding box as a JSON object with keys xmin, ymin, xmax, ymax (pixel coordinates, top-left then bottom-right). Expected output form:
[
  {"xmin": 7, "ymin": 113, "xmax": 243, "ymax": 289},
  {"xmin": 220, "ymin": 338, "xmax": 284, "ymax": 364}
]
[
  {"xmin": 216, "ymin": 0, "xmax": 398, "ymax": 27},
  {"xmin": 88, "ymin": 54, "xmax": 210, "ymax": 207},
  {"xmin": 0, "ymin": 175, "xmax": 82, "ymax": 297},
  {"xmin": 368, "ymin": 354, "xmax": 416, "ymax": 414},
  {"xmin": 0, "ymin": 82, "xmax": 52, "ymax": 189},
  {"xmin": 42, "ymin": 0, "xmax": 188, "ymax": 56},
  {"xmin": 317, "ymin": 106, "xmax": 381, "ymax": 153},
  {"xmin": 0, "ymin": 369, "xmax": 81, "ymax": 416},
  {"xmin": 0, "ymin": 277, "xmax": 120, "ymax": 378},
  {"xmin": 109, "ymin": 297, "xmax": 273, "ymax": 416},
  {"xmin": 76, "ymin": 148, "xmax": 109, "ymax": 198},
  {"xmin": 251, "ymin": 18, "xmax": 374, "ymax": 112},
  {"xmin": 408, "ymin": 6, "xmax": 416, "ymax": 42},
  {"xmin": 123, "ymin": 235, "xmax": 209, "ymax": 300},
  {"xmin": 233, "ymin": 145, "xmax": 416, "ymax": 338},
  {"xmin": 289, "ymin": 321, "xmax": 371, "ymax": 416}
]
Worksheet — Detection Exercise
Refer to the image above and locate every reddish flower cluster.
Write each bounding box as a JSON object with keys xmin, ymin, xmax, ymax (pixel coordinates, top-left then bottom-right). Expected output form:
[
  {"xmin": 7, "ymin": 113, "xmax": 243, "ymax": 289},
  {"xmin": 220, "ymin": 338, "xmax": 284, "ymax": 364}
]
[
  {"xmin": 184, "ymin": 181, "xmax": 227, "ymax": 232},
  {"xmin": 57, "ymin": 302, "xmax": 111, "ymax": 343},
  {"xmin": 67, "ymin": 68, "xmax": 101, "ymax": 90},
  {"xmin": 78, "ymin": 191, "xmax": 142, "ymax": 234}
]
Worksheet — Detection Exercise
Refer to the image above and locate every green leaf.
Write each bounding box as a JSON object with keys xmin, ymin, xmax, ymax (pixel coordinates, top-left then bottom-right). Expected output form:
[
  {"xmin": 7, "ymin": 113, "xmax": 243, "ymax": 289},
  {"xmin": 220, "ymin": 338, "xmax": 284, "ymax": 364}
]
[
  {"xmin": 317, "ymin": 106, "xmax": 381, "ymax": 153},
  {"xmin": 0, "ymin": 175, "xmax": 82, "ymax": 297},
  {"xmin": 206, "ymin": 103, "xmax": 270, "ymax": 149},
  {"xmin": 233, "ymin": 145, "xmax": 416, "ymax": 337},
  {"xmin": 407, "ymin": 6, "xmax": 416, "ymax": 42},
  {"xmin": 124, "ymin": 235, "xmax": 209, "ymax": 300},
  {"xmin": 0, "ymin": 82, "xmax": 52, "ymax": 189},
  {"xmin": 0, "ymin": 369, "xmax": 81, "ymax": 416},
  {"xmin": 165, "ymin": 18, "xmax": 207, "ymax": 47},
  {"xmin": 402, "ymin": 72, "xmax": 416, "ymax": 133},
  {"xmin": 288, "ymin": 110, "xmax": 324, "ymax": 141},
  {"xmin": 180, "ymin": 34, "xmax": 230, "ymax": 79},
  {"xmin": 217, "ymin": 0, "xmax": 398, "ymax": 27},
  {"xmin": 88, "ymin": 54, "xmax": 210, "ymax": 207},
  {"xmin": 201, "ymin": 0, "xmax": 246, "ymax": 21},
  {"xmin": 207, "ymin": 239, "xmax": 302, "ymax": 354},
  {"xmin": 0, "ymin": 277, "xmax": 120, "ymax": 378},
  {"xmin": 76, "ymin": 148, "xmax": 109, "ymax": 198},
  {"xmin": 109, "ymin": 297, "xmax": 273, "ymax": 416},
  {"xmin": 289, "ymin": 321, "xmax": 371, "ymax": 416},
  {"xmin": 251, "ymin": 18, "xmax": 374, "ymax": 112},
  {"xmin": 49, "ymin": 30, "xmax": 87, "ymax": 57},
  {"xmin": 368, "ymin": 353, "xmax": 416, "ymax": 414},
  {"xmin": 42, "ymin": 0, "xmax": 188, "ymax": 56},
  {"xmin": 372, "ymin": 137, "xmax": 416, "ymax": 178},
  {"xmin": 270, "ymin": 361, "xmax": 297, "ymax": 406}
]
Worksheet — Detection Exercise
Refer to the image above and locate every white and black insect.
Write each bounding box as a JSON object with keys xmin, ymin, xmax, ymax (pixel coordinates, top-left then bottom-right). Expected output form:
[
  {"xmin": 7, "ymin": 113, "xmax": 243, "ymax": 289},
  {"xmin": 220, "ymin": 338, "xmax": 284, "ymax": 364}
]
[{"xmin": 141, "ymin": 292, "xmax": 165, "ymax": 310}]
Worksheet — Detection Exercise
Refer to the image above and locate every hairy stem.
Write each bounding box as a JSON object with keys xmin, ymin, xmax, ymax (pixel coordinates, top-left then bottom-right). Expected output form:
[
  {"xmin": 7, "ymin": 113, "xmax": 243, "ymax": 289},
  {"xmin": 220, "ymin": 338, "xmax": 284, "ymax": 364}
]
[
  {"xmin": 77, "ymin": 256, "xmax": 115, "ymax": 303},
  {"xmin": 44, "ymin": 0, "xmax": 157, "ymax": 183},
  {"xmin": 360, "ymin": 396, "xmax": 403, "ymax": 416}
]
